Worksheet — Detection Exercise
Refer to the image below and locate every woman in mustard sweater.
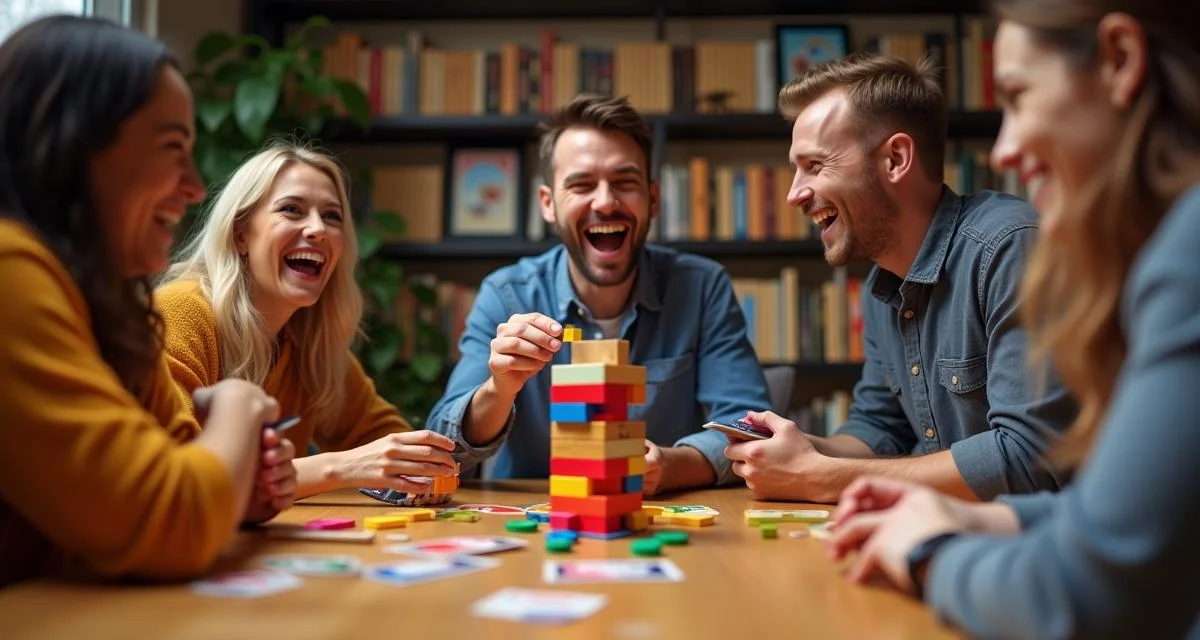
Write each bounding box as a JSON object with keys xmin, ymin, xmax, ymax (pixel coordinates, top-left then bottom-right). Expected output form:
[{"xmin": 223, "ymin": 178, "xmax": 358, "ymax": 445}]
[
  {"xmin": 157, "ymin": 143, "xmax": 457, "ymax": 499},
  {"xmin": 0, "ymin": 16, "xmax": 295, "ymax": 587}
]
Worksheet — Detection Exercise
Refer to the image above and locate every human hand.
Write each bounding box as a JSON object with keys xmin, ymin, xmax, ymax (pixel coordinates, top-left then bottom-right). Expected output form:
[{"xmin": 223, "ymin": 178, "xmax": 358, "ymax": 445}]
[
  {"xmin": 193, "ymin": 378, "xmax": 279, "ymax": 425},
  {"xmin": 725, "ymin": 410, "xmax": 834, "ymax": 502},
  {"xmin": 834, "ymin": 476, "xmax": 1020, "ymax": 535},
  {"xmin": 330, "ymin": 430, "xmax": 458, "ymax": 493},
  {"xmin": 827, "ymin": 482, "xmax": 969, "ymax": 595},
  {"xmin": 487, "ymin": 312, "xmax": 563, "ymax": 398},
  {"xmin": 643, "ymin": 439, "xmax": 664, "ymax": 495}
]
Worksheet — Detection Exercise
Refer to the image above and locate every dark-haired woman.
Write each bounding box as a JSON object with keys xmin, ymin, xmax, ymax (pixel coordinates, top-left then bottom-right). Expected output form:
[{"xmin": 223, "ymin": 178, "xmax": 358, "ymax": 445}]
[{"xmin": 0, "ymin": 15, "xmax": 295, "ymax": 587}]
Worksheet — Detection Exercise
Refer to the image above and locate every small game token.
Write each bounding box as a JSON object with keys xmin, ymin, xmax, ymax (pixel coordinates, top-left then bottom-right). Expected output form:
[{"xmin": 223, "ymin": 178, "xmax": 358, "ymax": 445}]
[
  {"xmin": 545, "ymin": 538, "xmax": 574, "ymax": 553},
  {"xmin": 452, "ymin": 511, "xmax": 481, "ymax": 522},
  {"xmin": 507, "ymin": 519, "xmax": 539, "ymax": 533},
  {"xmin": 759, "ymin": 524, "xmax": 778, "ymax": 539},
  {"xmin": 546, "ymin": 530, "xmax": 578, "ymax": 543},
  {"xmin": 654, "ymin": 531, "xmax": 689, "ymax": 546},
  {"xmin": 305, "ymin": 517, "xmax": 354, "ymax": 531},
  {"xmin": 630, "ymin": 539, "xmax": 662, "ymax": 557}
]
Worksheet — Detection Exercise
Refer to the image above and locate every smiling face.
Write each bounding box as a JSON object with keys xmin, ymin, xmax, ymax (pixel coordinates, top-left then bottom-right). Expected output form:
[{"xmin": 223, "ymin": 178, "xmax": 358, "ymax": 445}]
[
  {"xmin": 786, "ymin": 88, "xmax": 898, "ymax": 267},
  {"xmin": 235, "ymin": 162, "xmax": 345, "ymax": 323},
  {"xmin": 989, "ymin": 21, "xmax": 1124, "ymax": 235},
  {"xmin": 540, "ymin": 126, "xmax": 658, "ymax": 288},
  {"xmin": 89, "ymin": 66, "xmax": 204, "ymax": 278}
]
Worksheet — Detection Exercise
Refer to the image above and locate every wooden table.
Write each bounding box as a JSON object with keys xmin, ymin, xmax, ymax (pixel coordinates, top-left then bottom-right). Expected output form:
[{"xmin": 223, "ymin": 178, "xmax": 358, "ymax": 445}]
[{"xmin": 0, "ymin": 482, "xmax": 961, "ymax": 639}]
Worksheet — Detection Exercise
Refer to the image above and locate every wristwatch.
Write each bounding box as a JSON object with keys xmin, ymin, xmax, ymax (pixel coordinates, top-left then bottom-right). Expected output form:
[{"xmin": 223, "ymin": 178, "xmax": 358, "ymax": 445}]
[{"xmin": 906, "ymin": 532, "xmax": 959, "ymax": 599}]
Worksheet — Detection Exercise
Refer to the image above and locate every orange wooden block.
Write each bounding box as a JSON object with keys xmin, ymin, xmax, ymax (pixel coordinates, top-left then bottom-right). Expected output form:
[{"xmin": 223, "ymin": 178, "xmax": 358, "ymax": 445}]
[
  {"xmin": 551, "ymin": 492, "xmax": 642, "ymax": 518},
  {"xmin": 551, "ymin": 421, "xmax": 646, "ymax": 441},
  {"xmin": 570, "ymin": 339, "xmax": 629, "ymax": 365},
  {"xmin": 627, "ymin": 384, "xmax": 646, "ymax": 404},
  {"xmin": 430, "ymin": 475, "xmax": 459, "ymax": 493}
]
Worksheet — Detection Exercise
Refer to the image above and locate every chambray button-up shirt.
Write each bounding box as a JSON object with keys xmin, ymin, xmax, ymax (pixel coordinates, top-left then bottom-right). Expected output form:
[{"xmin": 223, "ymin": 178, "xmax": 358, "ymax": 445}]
[
  {"xmin": 426, "ymin": 244, "xmax": 771, "ymax": 485},
  {"xmin": 837, "ymin": 187, "xmax": 1076, "ymax": 499}
]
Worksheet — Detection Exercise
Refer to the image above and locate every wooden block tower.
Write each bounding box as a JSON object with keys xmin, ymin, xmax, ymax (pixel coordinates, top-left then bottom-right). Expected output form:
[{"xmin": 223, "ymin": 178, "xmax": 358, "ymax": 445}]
[{"xmin": 547, "ymin": 331, "xmax": 649, "ymax": 539}]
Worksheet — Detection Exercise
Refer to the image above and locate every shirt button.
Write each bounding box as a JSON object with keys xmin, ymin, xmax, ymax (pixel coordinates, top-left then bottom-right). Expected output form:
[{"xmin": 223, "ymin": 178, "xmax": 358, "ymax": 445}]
[
  {"xmin": 910, "ymin": 365, "xmax": 920, "ymax": 376},
  {"xmin": 903, "ymin": 310, "xmax": 914, "ymax": 319},
  {"xmin": 924, "ymin": 426, "xmax": 936, "ymax": 438},
  {"xmin": 951, "ymin": 375, "xmax": 959, "ymax": 385}
]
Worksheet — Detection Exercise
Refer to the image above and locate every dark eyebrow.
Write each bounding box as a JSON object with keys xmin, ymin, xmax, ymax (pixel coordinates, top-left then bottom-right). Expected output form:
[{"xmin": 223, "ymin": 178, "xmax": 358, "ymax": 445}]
[
  {"xmin": 156, "ymin": 122, "xmax": 193, "ymax": 139},
  {"xmin": 563, "ymin": 166, "xmax": 645, "ymax": 184}
]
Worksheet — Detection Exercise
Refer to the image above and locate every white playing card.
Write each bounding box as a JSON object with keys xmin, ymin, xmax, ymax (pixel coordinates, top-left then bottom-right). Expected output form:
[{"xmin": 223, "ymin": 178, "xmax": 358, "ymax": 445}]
[
  {"xmin": 362, "ymin": 556, "xmax": 499, "ymax": 587},
  {"xmin": 472, "ymin": 587, "xmax": 608, "ymax": 624},
  {"xmin": 190, "ymin": 569, "xmax": 301, "ymax": 598},
  {"xmin": 543, "ymin": 559, "xmax": 684, "ymax": 584},
  {"xmin": 383, "ymin": 535, "xmax": 528, "ymax": 558}
]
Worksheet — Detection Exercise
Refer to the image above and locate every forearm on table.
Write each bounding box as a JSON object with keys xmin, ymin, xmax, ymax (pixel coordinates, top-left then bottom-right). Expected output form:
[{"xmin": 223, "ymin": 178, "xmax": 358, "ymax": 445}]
[
  {"xmin": 292, "ymin": 452, "xmax": 345, "ymax": 499},
  {"xmin": 810, "ymin": 433, "xmax": 876, "ymax": 458},
  {"xmin": 462, "ymin": 377, "xmax": 516, "ymax": 447},
  {"xmin": 662, "ymin": 446, "xmax": 717, "ymax": 492},
  {"xmin": 192, "ymin": 406, "xmax": 265, "ymax": 518},
  {"xmin": 823, "ymin": 449, "xmax": 980, "ymax": 501}
]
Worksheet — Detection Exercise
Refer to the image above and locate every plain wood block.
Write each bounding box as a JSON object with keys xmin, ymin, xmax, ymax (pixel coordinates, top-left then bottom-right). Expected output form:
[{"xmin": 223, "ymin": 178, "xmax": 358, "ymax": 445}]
[
  {"xmin": 551, "ymin": 437, "xmax": 645, "ymax": 460},
  {"xmin": 551, "ymin": 363, "xmax": 646, "ymax": 385},
  {"xmin": 552, "ymin": 492, "xmax": 642, "ymax": 518},
  {"xmin": 652, "ymin": 512, "xmax": 715, "ymax": 527},
  {"xmin": 551, "ymin": 420, "xmax": 647, "ymax": 441},
  {"xmin": 550, "ymin": 456, "xmax": 630, "ymax": 480},
  {"xmin": 550, "ymin": 383, "xmax": 634, "ymax": 405},
  {"xmin": 570, "ymin": 339, "xmax": 629, "ymax": 365}
]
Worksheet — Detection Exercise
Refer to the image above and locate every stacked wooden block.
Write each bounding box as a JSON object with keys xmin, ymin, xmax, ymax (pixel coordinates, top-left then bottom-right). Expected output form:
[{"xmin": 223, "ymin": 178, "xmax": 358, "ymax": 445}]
[{"xmin": 548, "ymin": 337, "xmax": 649, "ymax": 539}]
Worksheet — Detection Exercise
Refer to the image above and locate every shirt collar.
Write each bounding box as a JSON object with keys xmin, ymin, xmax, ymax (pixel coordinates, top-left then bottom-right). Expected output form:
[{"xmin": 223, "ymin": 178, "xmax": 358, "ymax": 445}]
[
  {"xmin": 553, "ymin": 244, "xmax": 663, "ymax": 323},
  {"xmin": 868, "ymin": 186, "xmax": 963, "ymax": 301}
]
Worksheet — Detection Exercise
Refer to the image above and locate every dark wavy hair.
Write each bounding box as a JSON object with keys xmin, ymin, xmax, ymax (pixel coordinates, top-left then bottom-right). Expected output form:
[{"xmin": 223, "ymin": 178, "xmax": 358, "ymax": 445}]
[{"xmin": 0, "ymin": 15, "xmax": 178, "ymax": 393}]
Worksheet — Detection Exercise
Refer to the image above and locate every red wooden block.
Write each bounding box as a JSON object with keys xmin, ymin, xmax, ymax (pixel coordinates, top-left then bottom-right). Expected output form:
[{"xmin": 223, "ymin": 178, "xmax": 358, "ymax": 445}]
[
  {"xmin": 550, "ymin": 457, "xmax": 630, "ymax": 480},
  {"xmin": 549, "ymin": 511, "xmax": 580, "ymax": 530},
  {"xmin": 591, "ymin": 399, "xmax": 628, "ymax": 421},
  {"xmin": 578, "ymin": 514, "xmax": 624, "ymax": 534},
  {"xmin": 550, "ymin": 383, "xmax": 632, "ymax": 405},
  {"xmin": 551, "ymin": 493, "xmax": 642, "ymax": 518}
]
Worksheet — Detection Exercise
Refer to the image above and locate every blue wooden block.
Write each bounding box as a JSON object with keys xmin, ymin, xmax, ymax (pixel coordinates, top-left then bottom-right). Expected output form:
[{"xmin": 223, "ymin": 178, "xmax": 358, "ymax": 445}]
[
  {"xmin": 526, "ymin": 511, "xmax": 551, "ymax": 523},
  {"xmin": 546, "ymin": 530, "xmax": 579, "ymax": 543},
  {"xmin": 550, "ymin": 402, "xmax": 590, "ymax": 422},
  {"xmin": 623, "ymin": 474, "xmax": 644, "ymax": 493}
]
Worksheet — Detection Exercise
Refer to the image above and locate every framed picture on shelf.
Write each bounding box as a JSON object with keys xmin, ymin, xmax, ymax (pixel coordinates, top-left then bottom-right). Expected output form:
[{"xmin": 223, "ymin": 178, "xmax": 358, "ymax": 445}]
[
  {"xmin": 775, "ymin": 24, "xmax": 850, "ymax": 89},
  {"xmin": 446, "ymin": 146, "xmax": 523, "ymax": 238}
]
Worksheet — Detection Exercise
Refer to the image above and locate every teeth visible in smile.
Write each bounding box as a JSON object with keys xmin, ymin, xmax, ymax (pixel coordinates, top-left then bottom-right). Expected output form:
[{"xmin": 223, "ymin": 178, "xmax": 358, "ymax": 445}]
[
  {"xmin": 285, "ymin": 251, "xmax": 325, "ymax": 264},
  {"xmin": 586, "ymin": 223, "xmax": 629, "ymax": 234},
  {"xmin": 810, "ymin": 209, "xmax": 837, "ymax": 223}
]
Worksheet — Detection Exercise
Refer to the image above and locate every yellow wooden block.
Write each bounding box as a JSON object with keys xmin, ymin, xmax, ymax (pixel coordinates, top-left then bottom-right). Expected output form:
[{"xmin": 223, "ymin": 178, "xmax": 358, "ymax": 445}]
[
  {"xmin": 363, "ymin": 515, "xmax": 408, "ymax": 530},
  {"xmin": 549, "ymin": 475, "xmax": 592, "ymax": 498},
  {"xmin": 550, "ymin": 437, "xmax": 645, "ymax": 460},
  {"xmin": 551, "ymin": 363, "xmax": 646, "ymax": 385},
  {"xmin": 628, "ymin": 384, "xmax": 646, "ymax": 404},
  {"xmin": 570, "ymin": 339, "xmax": 629, "ymax": 365},
  {"xmin": 627, "ymin": 455, "xmax": 647, "ymax": 474},
  {"xmin": 652, "ymin": 513, "xmax": 715, "ymax": 527},
  {"xmin": 624, "ymin": 509, "xmax": 650, "ymax": 532},
  {"xmin": 640, "ymin": 505, "xmax": 666, "ymax": 516},
  {"xmin": 551, "ymin": 421, "xmax": 646, "ymax": 441},
  {"xmin": 562, "ymin": 325, "xmax": 582, "ymax": 342},
  {"xmin": 384, "ymin": 507, "xmax": 438, "ymax": 522}
]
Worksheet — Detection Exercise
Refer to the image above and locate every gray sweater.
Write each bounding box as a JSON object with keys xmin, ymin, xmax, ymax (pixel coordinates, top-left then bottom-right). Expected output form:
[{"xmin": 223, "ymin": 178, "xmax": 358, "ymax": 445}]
[{"xmin": 926, "ymin": 184, "xmax": 1200, "ymax": 639}]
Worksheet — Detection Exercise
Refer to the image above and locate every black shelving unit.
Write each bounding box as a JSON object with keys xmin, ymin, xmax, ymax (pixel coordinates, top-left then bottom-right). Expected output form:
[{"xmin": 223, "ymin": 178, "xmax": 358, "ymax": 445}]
[{"xmin": 380, "ymin": 238, "xmax": 827, "ymax": 261}]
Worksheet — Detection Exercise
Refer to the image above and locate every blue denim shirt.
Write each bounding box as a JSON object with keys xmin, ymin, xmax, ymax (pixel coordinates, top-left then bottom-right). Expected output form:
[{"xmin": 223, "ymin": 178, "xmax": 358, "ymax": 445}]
[
  {"xmin": 426, "ymin": 244, "xmax": 771, "ymax": 485},
  {"xmin": 837, "ymin": 187, "xmax": 1075, "ymax": 499}
]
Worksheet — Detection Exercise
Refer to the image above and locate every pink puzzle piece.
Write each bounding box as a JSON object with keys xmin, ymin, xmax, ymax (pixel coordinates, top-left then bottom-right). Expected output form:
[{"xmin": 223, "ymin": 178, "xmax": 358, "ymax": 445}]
[{"xmin": 305, "ymin": 518, "xmax": 355, "ymax": 531}]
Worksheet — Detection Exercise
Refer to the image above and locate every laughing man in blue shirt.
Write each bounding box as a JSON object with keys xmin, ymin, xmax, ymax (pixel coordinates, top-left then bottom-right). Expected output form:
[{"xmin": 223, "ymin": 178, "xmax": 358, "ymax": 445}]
[{"xmin": 426, "ymin": 94, "xmax": 771, "ymax": 494}]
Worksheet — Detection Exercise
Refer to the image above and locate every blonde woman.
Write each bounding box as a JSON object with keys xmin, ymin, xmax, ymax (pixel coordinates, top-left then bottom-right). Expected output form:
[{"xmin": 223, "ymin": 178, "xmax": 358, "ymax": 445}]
[{"xmin": 157, "ymin": 142, "xmax": 457, "ymax": 499}]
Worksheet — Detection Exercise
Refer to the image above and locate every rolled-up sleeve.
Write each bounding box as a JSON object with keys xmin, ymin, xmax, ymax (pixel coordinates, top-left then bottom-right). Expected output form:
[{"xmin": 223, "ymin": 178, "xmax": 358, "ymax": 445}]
[
  {"xmin": 425, "ymin": 279, "xmax": 513, "ymax": 470},
  {"xmin": 996, "ymin": 492, "xmax": 1059, "ymax": 530},
  {"xmin": 685, "ymin": 268, "xmax": 772, "ymax": 485},
  {"xmin": 950, "ymin": 227, "xmax": 1074, "ymax": 499}
]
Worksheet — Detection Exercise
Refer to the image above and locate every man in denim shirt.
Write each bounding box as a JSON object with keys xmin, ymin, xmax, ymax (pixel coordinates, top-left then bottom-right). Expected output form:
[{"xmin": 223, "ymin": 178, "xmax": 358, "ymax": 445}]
[
  {"xmin": 726, "ymin": 54, "xmax": 1075, "ymax": 502},
  {"xmin": 426, "ymin": 94, "xmax": 770, "ymax": 494}
]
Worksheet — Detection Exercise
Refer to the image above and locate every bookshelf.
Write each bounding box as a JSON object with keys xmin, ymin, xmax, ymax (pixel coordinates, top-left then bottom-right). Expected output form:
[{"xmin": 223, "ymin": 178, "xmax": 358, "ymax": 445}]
[{"xmin": 247, "ymin": 0, "xmax": 1004, "ymax": 422}]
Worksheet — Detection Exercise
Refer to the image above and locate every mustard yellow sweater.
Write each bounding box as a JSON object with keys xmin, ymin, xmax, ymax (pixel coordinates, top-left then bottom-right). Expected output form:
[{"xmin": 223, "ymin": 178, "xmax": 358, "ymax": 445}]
[
  {"xmin": 0, "ymin": 220, "xmax": 236, "ymax": 587},
  {"xmin": 156, "ymin": 279, "xmax": 413, "ymax": 456}
]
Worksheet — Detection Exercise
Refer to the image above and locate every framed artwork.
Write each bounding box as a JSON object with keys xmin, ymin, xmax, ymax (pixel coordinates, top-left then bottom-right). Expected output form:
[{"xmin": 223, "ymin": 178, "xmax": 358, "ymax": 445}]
[
  {"xmin": 446, "ymin": 146, "xmax": 523, "ymax": 238},
  {"xmin": 775, "ymin": 25, "xmax": 851, "ymax": 89}
]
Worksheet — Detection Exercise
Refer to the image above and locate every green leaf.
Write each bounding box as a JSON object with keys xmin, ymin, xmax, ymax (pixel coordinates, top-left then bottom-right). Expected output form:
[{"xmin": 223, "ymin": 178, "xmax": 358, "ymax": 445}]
[
  {"xmin": 358, "ymin": 226, "xmax": 383, "ymax": 260},
  {"xmin": 410, "ymin": 354, "xmax": 443, "ymax": 382},
  {"xmin": 373, "ymin": 211, "xmax": 406, "ymax": 236},
  {"xmin": 285, "ymin": 15, "xmax": 332, "ymax": 51},
  {"xmin": 365, "ymin": 331, "xmax": 401, "ymax": 374},
  {"xmin": 233, "ymin": 34, "xmax": 272, "ymax": 52},
  {"xmin": 410, "ymin": 283, "xmax": 437, "ymax": 305},
  {"xmin": 263, "ymin": 51, "xmax": 291, "ymax": 84},
  {"xmin": 233, "ymin": 75, "xmax": 281, "ymax": 143},
  {"xmin": 213, "ymin": 58, "xmax": 254, "ymax": 87},
  {"xmin": 300, "ymin": 75, "xmax": 338, "ymax": 99},
  {"xmin": 195, "ymin": 32, "xmax": 237, "ymax": 66},
  {"xmin": 298, "ymin": 46, "xmax": 325, "ymax": 80},
  {"xmin": 365, "ymin": 281, "xmax": 397, "ymax": 309},
  {"xmin": 333, "ymin": 79, "xmax": 371, "ymax": 129},
  {"xmin": 196, "ymin": 98, "xmax": 232, "ymax": 133}
]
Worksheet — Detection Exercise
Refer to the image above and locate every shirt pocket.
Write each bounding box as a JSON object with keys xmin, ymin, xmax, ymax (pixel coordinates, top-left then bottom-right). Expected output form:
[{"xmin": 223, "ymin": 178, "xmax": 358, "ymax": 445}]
[
  {"xmin": 880, "ymin": 364, "xmax": 901, "ymax": 395},
  {"xmin": 936, "ymin": 355, "xmax": 988, "ymax": 394}
]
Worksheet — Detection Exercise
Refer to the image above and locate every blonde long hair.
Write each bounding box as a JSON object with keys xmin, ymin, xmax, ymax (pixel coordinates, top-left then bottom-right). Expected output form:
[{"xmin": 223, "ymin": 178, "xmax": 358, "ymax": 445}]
[
  {"xmin": 994, "ymin": 0, "xmax": 1200, "ymax": 466},
  {"xmin": 162, "ymin": 142, "xmax": 363, "ymax": 430}
]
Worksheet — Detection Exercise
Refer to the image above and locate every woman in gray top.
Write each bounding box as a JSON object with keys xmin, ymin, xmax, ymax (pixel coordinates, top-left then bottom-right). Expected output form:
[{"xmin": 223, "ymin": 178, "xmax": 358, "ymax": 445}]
[{"xmin": 825, "ymin": 1, "xmax": 1200, "ymax": 638}]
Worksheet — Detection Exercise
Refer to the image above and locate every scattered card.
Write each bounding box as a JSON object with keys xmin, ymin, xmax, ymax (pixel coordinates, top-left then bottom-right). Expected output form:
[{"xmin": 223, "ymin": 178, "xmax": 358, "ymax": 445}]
[
  {"xmin": 190, "ymin": 569, "xmax": 301, "ymax": 598},
  {"xmin": 383, "ymin": 535, "xmax": 528, "ymax": 558},
  {"xmin": 472, "ymin": 587, "xmax": 608, "ymax": 624},
  {"xmin": 543, "ymin": 559, "xmax": 684, "ymax": 584},
  {"xmin": 449, "ymin": 503, "xmax": 528, "ymax": 515},
  {"xmin": 260, "ymin": 554, "xmax": 361, "ymax": 577},
  {"xmin": 362, "ymin": 556, "xmax": 499, "ymax": 587}
]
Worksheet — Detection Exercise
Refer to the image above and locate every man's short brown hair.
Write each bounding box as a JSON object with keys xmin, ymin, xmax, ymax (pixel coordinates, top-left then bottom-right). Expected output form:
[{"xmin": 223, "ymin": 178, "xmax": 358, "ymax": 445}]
[
  {"xmin": 538, "ymin": 93, "xmax": 654, "ymax": 189},
  {"xmin": 778, "ymin": 52, "xmax": 947, "ymax": 182}
]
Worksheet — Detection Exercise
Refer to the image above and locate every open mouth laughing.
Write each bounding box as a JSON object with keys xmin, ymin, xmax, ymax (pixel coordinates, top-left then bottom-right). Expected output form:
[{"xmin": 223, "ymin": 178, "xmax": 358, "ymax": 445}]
[
  {"xmin": 583, "ymin": 221, "xmax": 631, "ymax": 255},
  {"xmin": 283, "ymin": 249, "xmax": 326, "ymax": 280}
]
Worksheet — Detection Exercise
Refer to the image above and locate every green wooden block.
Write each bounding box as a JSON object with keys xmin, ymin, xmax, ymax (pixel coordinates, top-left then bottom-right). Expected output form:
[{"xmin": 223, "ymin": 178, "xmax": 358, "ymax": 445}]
[{"xmin": 759, "ymin": 524, "xmax": 778, "ymax": 539}]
